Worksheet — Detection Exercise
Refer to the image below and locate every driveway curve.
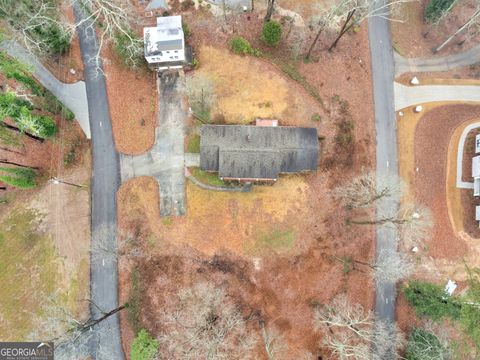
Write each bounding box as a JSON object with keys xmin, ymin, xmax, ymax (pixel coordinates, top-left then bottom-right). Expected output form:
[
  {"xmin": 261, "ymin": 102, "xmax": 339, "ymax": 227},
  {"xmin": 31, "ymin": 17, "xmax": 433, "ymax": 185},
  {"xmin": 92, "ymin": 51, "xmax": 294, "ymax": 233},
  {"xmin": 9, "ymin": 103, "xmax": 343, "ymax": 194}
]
[{"xmin": 394, "ymin": 44, "xmax": 480, "ymax": 76}]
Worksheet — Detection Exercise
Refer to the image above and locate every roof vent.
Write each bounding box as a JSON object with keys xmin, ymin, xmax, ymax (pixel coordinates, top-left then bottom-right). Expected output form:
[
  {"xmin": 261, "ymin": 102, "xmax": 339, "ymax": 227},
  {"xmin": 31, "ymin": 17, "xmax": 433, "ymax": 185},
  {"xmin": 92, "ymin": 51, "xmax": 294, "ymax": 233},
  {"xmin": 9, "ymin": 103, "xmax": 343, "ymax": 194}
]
[{"xmin": 246, "ymin": 134, "xmax": 252, "ymax": 142}]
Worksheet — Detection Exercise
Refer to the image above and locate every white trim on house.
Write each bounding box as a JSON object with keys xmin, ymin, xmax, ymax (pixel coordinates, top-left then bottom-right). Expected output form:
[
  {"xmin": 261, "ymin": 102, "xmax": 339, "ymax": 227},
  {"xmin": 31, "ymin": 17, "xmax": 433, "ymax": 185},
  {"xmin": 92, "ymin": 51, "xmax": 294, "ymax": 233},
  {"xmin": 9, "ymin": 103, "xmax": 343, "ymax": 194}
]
[{"xmin": 143, "ymin": 15, "xmax": 185, "ymax": 66}]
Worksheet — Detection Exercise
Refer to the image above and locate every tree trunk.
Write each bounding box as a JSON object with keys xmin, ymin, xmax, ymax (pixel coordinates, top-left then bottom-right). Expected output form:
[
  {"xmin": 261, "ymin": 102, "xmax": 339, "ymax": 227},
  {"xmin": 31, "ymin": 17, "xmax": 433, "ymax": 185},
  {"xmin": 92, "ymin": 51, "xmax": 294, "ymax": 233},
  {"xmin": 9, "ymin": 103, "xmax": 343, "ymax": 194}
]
[
  {"xmin": 80, "ymin": 304, "xmax": 126, "ymax": 331},
  {"xmin": 264, "ymin": 0, "xmax": 275, "ymax": 23},
  {"xmin": 0, "ymin": 146, "xmax": 24, "ymax": 155},
  {"xmin": 0, "ymin": 123, "xmax": 44, "ymax": 142},
  {"xmin": 306, "ymin": 26, "xmax": 324, "ymax": 59},
  {"xmin": 328, "ymin": 9, "xmax": 356, "ymax": 52},
  {"xmin": 0, "ymin": 159, "xmax": 38, "ymax": 169},
  {"xmin": 434, "ymin": 10, "xmax": 480, "ymax": 53}
]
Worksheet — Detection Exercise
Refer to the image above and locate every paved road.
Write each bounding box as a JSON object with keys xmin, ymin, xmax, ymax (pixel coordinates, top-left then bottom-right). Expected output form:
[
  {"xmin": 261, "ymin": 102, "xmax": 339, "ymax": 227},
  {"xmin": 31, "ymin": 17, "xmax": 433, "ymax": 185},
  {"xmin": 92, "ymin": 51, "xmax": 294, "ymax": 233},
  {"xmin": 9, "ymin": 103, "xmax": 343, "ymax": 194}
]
[
  {"xmin": 368, "ymin": 0, "xmax": 399, "ymax": 327},
  {"xmin": 394, "ymin": 43, "xmax": 480, "ymax": 76},
  {"xmin": 394, "ymin": 82, "xmax": 480, "ymax": 110},
  {"xmin": 0, "ymin": 40, "xmax": 91, "ymax": 138},
  {"xmin": 73, "ymin": 4, "xmax": 124, "ymax": 360},
  {"xmin": 121, "ymin": 71, "xmax": 187, "ymax": 216}
]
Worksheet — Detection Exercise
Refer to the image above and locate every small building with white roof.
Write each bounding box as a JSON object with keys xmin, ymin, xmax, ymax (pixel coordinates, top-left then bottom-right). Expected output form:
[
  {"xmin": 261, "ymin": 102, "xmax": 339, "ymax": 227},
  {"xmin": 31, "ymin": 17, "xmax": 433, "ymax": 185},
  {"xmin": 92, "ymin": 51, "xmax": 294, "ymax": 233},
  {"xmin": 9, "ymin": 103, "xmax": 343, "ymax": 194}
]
[{"xmin": 143, "ymin": 15, "xmax": 186, "ymax": 70}]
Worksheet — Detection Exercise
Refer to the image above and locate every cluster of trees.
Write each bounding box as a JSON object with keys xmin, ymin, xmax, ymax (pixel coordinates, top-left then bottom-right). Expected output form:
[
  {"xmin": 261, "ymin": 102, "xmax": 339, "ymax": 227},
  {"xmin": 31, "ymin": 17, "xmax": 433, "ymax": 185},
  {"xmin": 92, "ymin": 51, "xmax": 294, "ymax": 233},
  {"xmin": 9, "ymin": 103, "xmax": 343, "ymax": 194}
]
[
  {"xmin": 1, "ymin": 0, "xmax": 144, "ymax": 70},
  {"xmin": 402, "ymin": 266, "xmax": 480, "ymax": 358},
  {"xmin": 0, "ymin": 49, "xmax": 74, "ymax": 189},
  {"xmin": 315, "ymin": 294, "xmax": 405, "ymax": 359},
  {"xmin": 0, "ymin": 0, "xmax": 72, "ymax": 55}
]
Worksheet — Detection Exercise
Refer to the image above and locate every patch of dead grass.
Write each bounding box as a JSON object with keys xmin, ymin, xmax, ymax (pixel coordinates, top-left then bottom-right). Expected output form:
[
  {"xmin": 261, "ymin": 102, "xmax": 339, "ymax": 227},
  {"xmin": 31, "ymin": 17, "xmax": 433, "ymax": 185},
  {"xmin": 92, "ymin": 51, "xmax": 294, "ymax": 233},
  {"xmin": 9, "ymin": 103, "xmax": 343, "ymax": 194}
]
[
  {"xmin": 194, "ymin": 46, "xmax": 320, "ymax": 125},
  {"xmin": 118, "ymin": 175, "xmax": 309, "ymax": 256}
]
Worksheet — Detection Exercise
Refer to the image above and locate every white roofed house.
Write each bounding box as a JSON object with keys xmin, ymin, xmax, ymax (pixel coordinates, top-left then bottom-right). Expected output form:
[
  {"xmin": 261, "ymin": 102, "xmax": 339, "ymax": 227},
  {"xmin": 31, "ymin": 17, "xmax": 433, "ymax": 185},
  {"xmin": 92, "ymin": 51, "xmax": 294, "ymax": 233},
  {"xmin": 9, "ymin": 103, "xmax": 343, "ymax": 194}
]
[{"xmin": 143, "ymin": 15, "xmax": 190, "ymax": 70}]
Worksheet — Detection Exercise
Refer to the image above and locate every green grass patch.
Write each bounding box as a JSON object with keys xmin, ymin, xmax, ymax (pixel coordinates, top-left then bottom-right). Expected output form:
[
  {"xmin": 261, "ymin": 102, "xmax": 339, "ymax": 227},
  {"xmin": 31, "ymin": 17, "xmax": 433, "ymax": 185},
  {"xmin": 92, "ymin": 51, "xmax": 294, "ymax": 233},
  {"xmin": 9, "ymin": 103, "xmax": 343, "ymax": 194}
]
[
  {"xmin": 161, "ymin": 216, "xmax": 173, "ymax": 226},
  {"xmin": 0, "ymin": 52, "xmax": 42, "ymax": 96},
  {"xmin": 247, "ymin": 229, "xmax": 295, "ymax": 255},
  {"xmin": 0, "ymin": 166, "xmax": 36, "ymax": 189},
  {"xmin": 0, "ymin": 208, "xmax": 58, "ymax": 340},
  {"xmin": 127, "ymin": 268, "xmax": 143, "ymax": 334},
  {"xmin": 190, "ymin": 167, "xmax": 226, "ymax": 187},
  {"xmin": 186, "ymin": 134, "xmax": 200, "ymax": 153}
]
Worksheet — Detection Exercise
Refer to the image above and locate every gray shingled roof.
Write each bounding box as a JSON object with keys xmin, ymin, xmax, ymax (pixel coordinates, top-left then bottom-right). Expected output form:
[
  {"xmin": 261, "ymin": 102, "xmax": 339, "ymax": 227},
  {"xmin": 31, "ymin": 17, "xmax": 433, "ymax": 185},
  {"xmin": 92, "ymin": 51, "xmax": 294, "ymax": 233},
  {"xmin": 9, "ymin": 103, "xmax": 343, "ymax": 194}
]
[{"xmin": 200, "ymin": 125, "xmax": 319, "ymax": 180}]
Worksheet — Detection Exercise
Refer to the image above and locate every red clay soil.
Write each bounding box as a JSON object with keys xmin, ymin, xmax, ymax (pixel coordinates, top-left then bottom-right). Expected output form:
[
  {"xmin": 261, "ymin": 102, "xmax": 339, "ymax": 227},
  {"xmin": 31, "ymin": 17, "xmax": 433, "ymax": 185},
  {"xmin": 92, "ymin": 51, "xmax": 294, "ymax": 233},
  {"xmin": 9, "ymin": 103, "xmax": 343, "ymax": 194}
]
[
  {"xmin": 391, "ymin": 0, "xmax": 480, "ymax": 58},
  {"xmin": 414, "ymin": 104, "xmax": 480, "ymax": 259},
  {"xmin": 103, "ymin": 46, "xmax": 158, "ymax": 155},
  {"xmin": 116, "ymin": 6, "xmax": 377, "ymax": 359}
]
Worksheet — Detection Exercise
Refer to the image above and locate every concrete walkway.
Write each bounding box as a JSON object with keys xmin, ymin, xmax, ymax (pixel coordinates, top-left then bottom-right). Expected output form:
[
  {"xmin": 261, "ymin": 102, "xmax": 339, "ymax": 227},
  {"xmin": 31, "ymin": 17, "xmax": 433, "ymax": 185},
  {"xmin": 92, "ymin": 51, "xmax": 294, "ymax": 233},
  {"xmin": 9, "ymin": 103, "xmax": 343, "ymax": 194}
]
[
  {"xmin": 120, "ymin": 71, "xmax": 187, "ymax": 217},
  {"xmin": 456, "ymin": 122, "xmax": 480, "ymax": 189},
  {"xmin": 0, "ymin": 40, "xmax": 91, "ymax": 139},
  {"xmin": 394, "ymin": 82, "xmax": 480, "ymax": 111},
  {"xmin": 394, "ymin": 43, "xmax": 480, "ymax": 76}
]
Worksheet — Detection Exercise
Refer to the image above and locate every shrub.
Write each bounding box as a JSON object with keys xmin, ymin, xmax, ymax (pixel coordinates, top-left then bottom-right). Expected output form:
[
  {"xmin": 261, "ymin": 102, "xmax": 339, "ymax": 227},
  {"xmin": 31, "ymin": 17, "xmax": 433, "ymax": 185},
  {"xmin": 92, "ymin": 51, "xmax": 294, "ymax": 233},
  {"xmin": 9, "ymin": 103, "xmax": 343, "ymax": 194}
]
[
  {"xmin": 402, "ymin": 281, "xmax": 462, "ymax": 321},
  {"xmin": 311, "ymin": 113, "xmax": 321, "ymax": 122},
  {"xmin": 261, "ymin": 20, "xmax": 282, "ymax": 46},
  {"xmin": 32, "ymin": 22, "xmax": 71, "ymax": 55},
  {"xmin": 0, "ymin": 167, "xmax": 36, "ymax": 189},
  {"xmin": 230, "ymin": 36, "xmax": 259, "ymax": 56},
  {"xmin": 405, "ymin": 328, "xmax": 449, "ymax": 360},
  {"xmin": 424, "ymin": 0, "xmax": 456, "ymax": 23},
  {"xmin": 182, "ymin": 22, "xmax": 191, "ymax": 38},
  {"xmin": 131, "ymin": 329, "xmax": 159, "ymax": 360}
]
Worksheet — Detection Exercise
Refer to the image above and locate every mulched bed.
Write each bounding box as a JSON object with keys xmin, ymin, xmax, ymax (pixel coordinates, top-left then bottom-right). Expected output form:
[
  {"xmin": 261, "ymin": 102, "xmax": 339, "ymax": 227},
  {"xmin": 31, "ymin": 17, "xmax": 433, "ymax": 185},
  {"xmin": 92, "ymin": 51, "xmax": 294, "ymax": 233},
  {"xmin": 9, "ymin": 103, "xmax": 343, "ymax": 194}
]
[{"xmin": 414, "ymin": 104, "xmax": 480, "ymax": 259}]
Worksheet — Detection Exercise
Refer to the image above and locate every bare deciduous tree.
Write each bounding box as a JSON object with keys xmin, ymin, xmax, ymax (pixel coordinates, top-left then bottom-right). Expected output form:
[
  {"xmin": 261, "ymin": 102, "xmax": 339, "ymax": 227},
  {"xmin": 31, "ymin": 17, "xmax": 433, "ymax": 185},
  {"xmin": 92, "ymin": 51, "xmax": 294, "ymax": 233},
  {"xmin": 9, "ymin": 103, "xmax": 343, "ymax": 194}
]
[
  {"xmin": 28, "ymin": 297, "xmax": 126, "ymax": 360},
  {"xmin": 259, "ymin": 320, "xmax": 289, "ymax": 360},
  {"xmin": 305, "ymin": 1, "xmax": 339, "ymax": 59},
  {"xmin": 157, "ymin": 282, "xmax": 257, "ymax": 359},
  {"xmin": 374, "ymin": 249, "xmax": 414, "ymax": 283},
  {"xmin": 314, "ymin": 295, "xmax": 405, "ymax": 359},
  {"xmin": 90, "ymin": 223, "xmax": 142, "ymax": 263},
  {"xmin": 73, "ymin": 0, "xmax": 143, "ymax": 72},
  {"xmin": 314, "ymin": 0, "xmax": 415, "ymax": 51},
  {"xmin": 264, "ymin": 0, "xmax": 276, "ymax": 22},
  {"xmin": 334, "ymin": 249, "xmax": 414, "ymax": 283},
  {"xmin": 334, "ymin": 170, "xmax": 404, "ymax": 209},
  {"xmin": 186, "ymin": 74, "xmax": 216, "ymax": 123},
  {"xmin": 434, "ymin": 4, "xmax": 480, "ymax": 53},
  {"xmin": 0, "ymin": 0, "xmax": 74, "ymax": 55}
]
